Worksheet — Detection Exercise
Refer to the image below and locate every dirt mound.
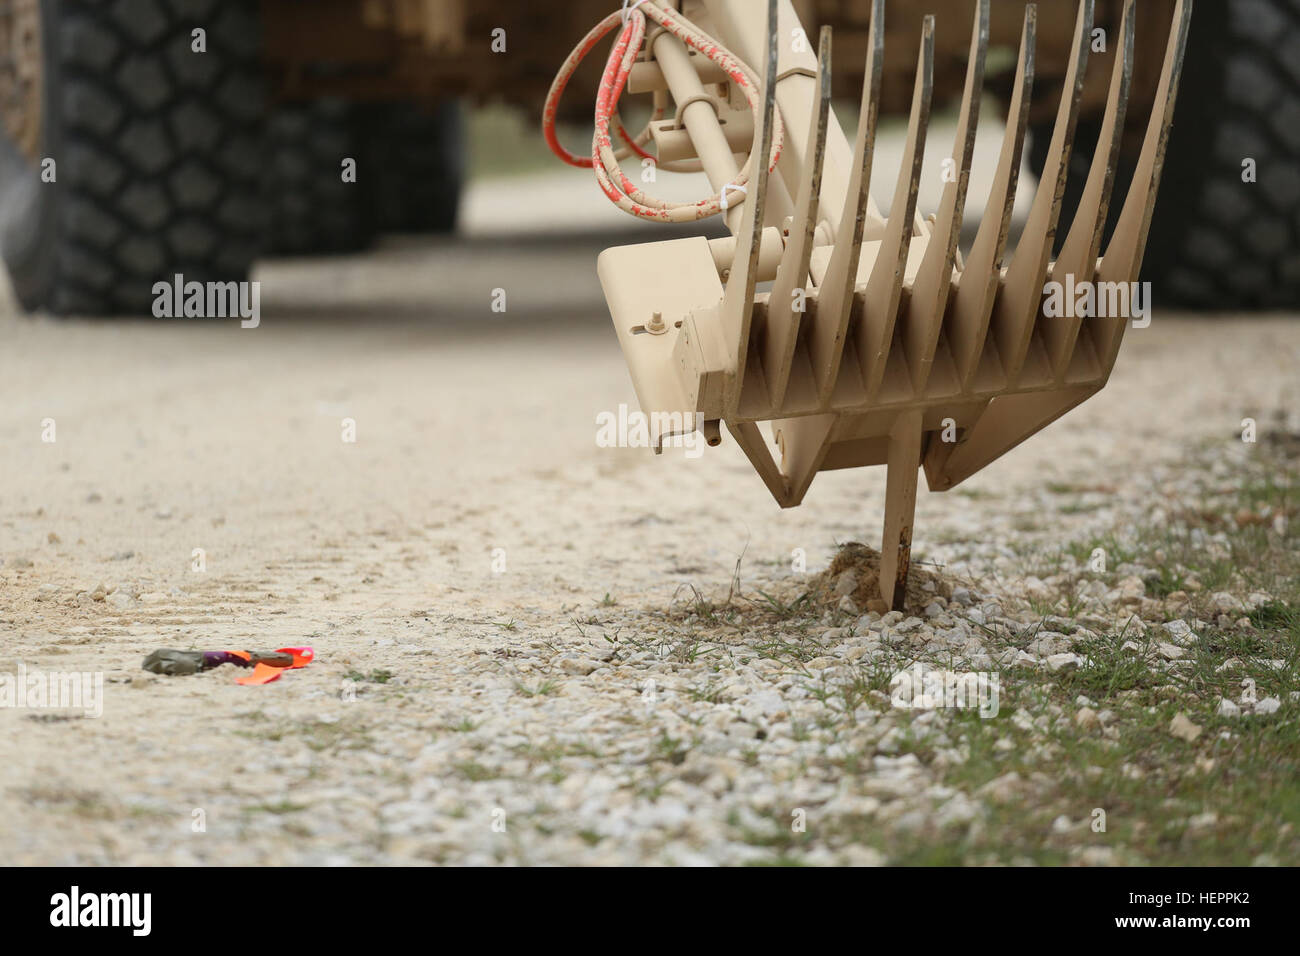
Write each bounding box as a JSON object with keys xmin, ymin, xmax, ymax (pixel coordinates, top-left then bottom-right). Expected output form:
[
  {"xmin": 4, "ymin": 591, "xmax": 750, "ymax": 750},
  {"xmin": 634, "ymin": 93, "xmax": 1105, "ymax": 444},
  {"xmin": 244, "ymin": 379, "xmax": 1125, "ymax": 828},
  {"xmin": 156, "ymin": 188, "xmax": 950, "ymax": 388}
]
[{"xmin": 809, "ymin": 542, "xmax": 951, "ymax": 616}]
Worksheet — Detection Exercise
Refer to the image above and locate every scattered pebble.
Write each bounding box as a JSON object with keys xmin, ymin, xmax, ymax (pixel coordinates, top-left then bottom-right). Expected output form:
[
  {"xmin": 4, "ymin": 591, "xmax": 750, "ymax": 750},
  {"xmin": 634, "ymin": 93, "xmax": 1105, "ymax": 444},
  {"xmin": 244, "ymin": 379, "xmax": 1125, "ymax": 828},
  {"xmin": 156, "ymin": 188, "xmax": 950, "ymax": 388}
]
[{"xmin": 1169, "ymin": 712, "xmax": 1202, "ymax": 743}]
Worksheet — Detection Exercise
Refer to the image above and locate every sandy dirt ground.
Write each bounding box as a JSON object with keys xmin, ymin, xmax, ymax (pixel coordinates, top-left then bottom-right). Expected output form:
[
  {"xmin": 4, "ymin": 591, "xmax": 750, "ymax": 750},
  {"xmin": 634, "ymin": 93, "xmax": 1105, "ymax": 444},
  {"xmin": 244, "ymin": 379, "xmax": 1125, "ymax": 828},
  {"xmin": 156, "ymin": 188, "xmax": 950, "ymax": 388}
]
[{"xmin": 1, "ymin": 169, "xmax": 1298, "ymax": 863}]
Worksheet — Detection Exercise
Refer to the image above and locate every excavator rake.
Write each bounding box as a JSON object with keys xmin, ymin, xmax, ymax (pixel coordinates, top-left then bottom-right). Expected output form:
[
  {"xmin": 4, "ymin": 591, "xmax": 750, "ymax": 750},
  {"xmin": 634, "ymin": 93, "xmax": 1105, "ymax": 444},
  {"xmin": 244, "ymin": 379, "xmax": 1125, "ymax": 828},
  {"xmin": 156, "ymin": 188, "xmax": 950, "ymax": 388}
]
[{"xmin": 566, "ymin": 0, "xmax": 1193, "ymax": 610}]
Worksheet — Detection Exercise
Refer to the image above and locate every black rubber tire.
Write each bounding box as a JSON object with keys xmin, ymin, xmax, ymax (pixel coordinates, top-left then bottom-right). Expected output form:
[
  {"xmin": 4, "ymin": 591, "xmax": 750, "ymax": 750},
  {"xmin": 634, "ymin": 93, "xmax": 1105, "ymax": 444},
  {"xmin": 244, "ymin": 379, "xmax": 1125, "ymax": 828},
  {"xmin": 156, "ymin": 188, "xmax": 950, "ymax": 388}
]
[
  {"xmin": 357, "ymin": 100, "xmax": 465, "ymax": 236},
  {"xmin": 264, "ymin": 98, "xmax": 373, "ymax": 256},
  {"xmin": 0, "ymin": 0, "xmax": 266, "ymax": 316},
  {"xmin": 1142, "ymin": 0, "xmax": 1300, "ymax": 309},
  {"xmin": 1030, "ymin": 0, "xmax": 1300, "ymax": 310}
]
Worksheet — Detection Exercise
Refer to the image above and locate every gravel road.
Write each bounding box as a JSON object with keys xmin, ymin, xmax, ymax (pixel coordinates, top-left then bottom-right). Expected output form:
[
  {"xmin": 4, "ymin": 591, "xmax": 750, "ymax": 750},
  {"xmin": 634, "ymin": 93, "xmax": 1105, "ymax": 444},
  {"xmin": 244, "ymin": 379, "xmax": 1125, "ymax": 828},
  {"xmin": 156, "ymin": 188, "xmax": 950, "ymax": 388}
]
[{"xmin": 1, "ymin": 170, "xmax": 1297, "ymax": 864}]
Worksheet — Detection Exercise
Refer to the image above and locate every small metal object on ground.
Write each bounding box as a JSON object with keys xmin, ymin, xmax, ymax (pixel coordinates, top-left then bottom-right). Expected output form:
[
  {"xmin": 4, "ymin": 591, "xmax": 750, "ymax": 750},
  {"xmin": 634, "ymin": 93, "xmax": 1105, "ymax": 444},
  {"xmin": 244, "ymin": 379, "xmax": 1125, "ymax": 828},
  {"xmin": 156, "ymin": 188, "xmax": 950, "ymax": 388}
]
[{"xmin": 142, "ymin": 648, "xmax": 311, "ymax": 684}]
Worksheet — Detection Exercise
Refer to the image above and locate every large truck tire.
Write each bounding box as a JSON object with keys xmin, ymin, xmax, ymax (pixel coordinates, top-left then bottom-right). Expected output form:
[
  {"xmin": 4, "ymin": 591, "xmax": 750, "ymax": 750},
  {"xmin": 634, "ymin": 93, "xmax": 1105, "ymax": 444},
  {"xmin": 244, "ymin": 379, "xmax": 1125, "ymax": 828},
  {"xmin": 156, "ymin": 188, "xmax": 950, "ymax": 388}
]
[
  {"xmin": 1030, "ymin": 0, "xmax": 1300, "ymax": 310},
  {"xmin": 1139, "ymin": 0, "xmax": 1300, "ymax": 309},
  {"xmin": 358, "ymin": 100, "xmax": 465, "ymax": 236},
  {"xmin": 0, "ymin": 0, "xmax": 266, "ymax": 316},
  {"xmin": 264, "ymin": 97, "xmax": 372, "ymax": 255}
]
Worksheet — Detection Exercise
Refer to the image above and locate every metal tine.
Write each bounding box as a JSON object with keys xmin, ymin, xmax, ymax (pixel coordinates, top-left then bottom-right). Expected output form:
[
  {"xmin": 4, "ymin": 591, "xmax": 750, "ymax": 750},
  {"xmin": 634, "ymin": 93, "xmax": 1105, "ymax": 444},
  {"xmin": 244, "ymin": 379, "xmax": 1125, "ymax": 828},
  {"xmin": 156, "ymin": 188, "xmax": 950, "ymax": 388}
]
[
  {"xmin": 1045, "ymin": 0, "xmax": 1135, "ymax": 380},
  {"xmin": 905, "ymin": 0, "xmax": 988, "ymax": 395},
  {"xmin": 878, "ymin": 409, "xmax": 924, "ymax": 610},
  {"xmin": 948, "ymin": 3, "xmax": 1036, "ymax": 392},
  {"xmin": 1093, "ymin": 0, "xmax": 1194, "ymax": 369},
  {"xmin": 806, "ymin": 0, "xmax": 884, "ymax": 409},
  {"xmin": 991, "ymin": 0, "xmax": 1092, "ymax": 386},
  {"xmin": 926, "ymin": 2, "xmax": 1191, "ymax": 497},
  {"xmin": 726, "ymin": 421, "xmax": 788, "ymax": 504},
  {"xmin": 859, "ymin": 15, "xmax": 935, "ymax": 400},
  {"xmin": 763, "ymin": 26, "xmax": 833, "ymax": 414},
  {"xmin": 915, "ymin": 0, "xmax": 1194, "ymax": 499},
  {"xmin": 775, "ymin": 413, "xmax": 838, "ymax": 507},
  {"xmin": 720, "ymin": 0, "xmax": 780, "ymax": 416}
]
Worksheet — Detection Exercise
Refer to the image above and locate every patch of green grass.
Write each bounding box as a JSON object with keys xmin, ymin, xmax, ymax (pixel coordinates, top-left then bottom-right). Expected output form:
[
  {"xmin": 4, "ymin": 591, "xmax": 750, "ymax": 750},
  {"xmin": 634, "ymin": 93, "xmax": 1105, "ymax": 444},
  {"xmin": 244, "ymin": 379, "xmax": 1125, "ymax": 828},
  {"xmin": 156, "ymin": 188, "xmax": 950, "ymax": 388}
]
[
  {"xmin": 515, "ymin": 679, "xmax": 560, "ymax": 698},
  {"xmin": 1060, "ymin": 627, "xmax": 1161, "ymax": 699},
  {"xmin": 686, "ymin": 680, "xmax": 726, "ymax": 704},
  {"xmin": 344, "ymin": 668, "xmax": 394, "ymax": 684},
  {"xmin": 1146, "ymin": 562, "xmax": 1193, "ymax": 598},
  {"xmin": 236, "ymin": 716, "xmax": 374, "ymax": 752},
  {"xmin": 512, "ymin": 739, "xmax": 603, "ymax": 764},
  {"xmin": 737, "ymin": 443, "xmax": 1300, "ymax": 864},
  {"xmin": 301, "ymin": 719, "xmax": 375, "ymax": 753},
  {"xmin": 653, "ymin": 732, "xmax": 690, "ymax": 766},
  {"xmin": 14, "ymin": 786, "xmax": 118, "ymax": 820},
  {"xmin": 754, "ymin": 588, "xmax": 815, "ymax": 620},
  {"xmin": 1063, "ymin": 532, "xmax": 1140, "ymax": 570},
  {"xmin": 1045, "ymin": 481, "xmax": 1084, "ymax": 495},
  {"xmin": 245, "ymin": 800, "xmax": 308, "ymax": 815},
  {"xmin": 1250, "ymin": 600, "xmax": 1294, "ymax": 631},
  {"xmin": 453, "ymin": 761, "xmax": 500, "ymax": 782}
]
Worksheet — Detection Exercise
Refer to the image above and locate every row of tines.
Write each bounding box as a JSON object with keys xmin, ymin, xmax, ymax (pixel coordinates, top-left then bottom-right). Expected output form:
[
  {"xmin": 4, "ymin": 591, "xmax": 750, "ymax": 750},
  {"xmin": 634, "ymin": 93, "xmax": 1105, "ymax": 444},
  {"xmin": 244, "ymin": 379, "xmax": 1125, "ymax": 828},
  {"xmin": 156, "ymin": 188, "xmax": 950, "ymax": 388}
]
[{"xmin": 717, "ymin": 0, "xmax": 1192, "ymax": 425}]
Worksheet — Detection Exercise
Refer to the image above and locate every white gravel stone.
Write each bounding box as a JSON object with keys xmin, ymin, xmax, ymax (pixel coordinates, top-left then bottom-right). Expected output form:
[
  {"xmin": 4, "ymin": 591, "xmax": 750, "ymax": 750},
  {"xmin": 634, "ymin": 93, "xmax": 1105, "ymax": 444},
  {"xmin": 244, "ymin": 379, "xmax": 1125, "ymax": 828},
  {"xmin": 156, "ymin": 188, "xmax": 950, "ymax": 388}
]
[
  {"xmin": 1116, "ymin": 576, "xmax": 1146, "ymax": 604},
  {"xmin": 1210, "ymin": 592, "xmax": 1245, "ymax": 614},
  {"xmin": 1162, "ymin": 619, "xmax": 1198, "ymax": 647},
  {"xmin": 833, "ymin": 570, "xmax": 858, "ymax": 598},
  {"xmin": 1169, "ymin": 712, "xmax": 1202, "ymax": 743},
  {"xmin": 1046, "ymin": 652, "xmax": 1082, "ymax": 672}
]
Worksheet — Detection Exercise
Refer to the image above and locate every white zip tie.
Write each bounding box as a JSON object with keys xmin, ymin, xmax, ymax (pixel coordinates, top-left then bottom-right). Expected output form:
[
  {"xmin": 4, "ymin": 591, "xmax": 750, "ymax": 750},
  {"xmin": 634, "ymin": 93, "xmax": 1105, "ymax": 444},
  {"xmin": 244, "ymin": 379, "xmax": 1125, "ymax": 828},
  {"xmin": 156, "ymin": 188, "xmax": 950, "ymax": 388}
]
[
  {"xmin": 720, "ymin": 183, "xmax": 747, "ymax": 211},
  {"xmin": 622, "ymin": 0, "xmax": 650, "ymax": 24}
]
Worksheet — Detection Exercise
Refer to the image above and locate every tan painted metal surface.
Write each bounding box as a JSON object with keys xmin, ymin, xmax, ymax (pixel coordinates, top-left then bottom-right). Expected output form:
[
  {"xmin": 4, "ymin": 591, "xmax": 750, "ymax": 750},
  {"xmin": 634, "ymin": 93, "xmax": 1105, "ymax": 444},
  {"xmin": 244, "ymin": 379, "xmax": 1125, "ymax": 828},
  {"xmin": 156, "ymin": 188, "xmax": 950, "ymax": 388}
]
[{"xmin": 598, "ymin": 0, "xmax": 1193, "ymax": 609}]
